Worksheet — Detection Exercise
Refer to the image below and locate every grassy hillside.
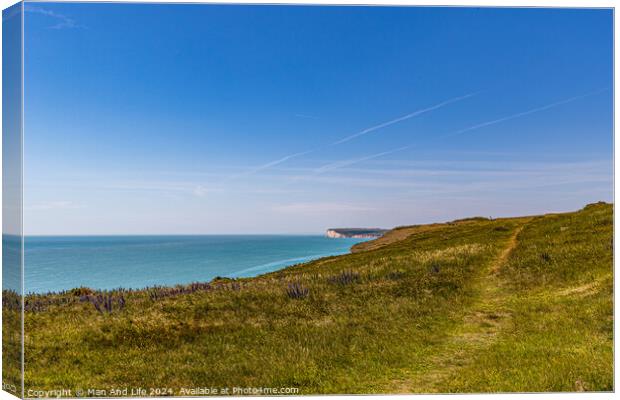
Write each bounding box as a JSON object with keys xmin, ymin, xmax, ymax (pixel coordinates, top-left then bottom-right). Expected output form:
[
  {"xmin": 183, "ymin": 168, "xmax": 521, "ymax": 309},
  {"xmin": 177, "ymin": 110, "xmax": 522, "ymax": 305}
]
[{"xmin": 6, "ymin": 202, "xmax": 613, "ymax": 395}]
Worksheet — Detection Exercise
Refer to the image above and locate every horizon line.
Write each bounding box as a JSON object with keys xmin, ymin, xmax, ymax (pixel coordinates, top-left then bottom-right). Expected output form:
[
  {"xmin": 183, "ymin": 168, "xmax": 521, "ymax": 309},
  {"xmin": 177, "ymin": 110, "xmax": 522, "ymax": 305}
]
[{"xmin": 16, "ymin": 232, "xmax": 374, "ymax": 237}]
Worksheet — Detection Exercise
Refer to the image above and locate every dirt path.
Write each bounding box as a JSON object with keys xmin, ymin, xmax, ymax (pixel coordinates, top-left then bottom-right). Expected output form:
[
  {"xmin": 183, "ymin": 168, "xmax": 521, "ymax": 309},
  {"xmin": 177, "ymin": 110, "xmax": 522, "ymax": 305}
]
[
  {"xmin": 489, "ymin": 221, "xmax": 529, "ymax": 274},
  {"xmin": 390, "ymin": 219, "xmax": 531, "ymax": 393}
]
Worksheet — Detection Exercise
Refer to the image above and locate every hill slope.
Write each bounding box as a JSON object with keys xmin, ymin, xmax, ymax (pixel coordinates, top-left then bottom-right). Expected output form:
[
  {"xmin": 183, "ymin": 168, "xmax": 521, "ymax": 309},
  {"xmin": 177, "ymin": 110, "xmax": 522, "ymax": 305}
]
[{"xmin": 7, "ymin": 203, "xmax": 613, "ymax": 394}]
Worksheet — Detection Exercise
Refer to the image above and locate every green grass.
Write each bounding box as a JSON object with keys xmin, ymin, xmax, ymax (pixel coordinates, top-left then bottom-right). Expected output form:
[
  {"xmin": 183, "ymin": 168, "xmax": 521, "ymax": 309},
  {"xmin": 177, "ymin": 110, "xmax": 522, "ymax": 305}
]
[
  {"xmin": 5, "ymin": 202, "xmax": 613, "ymax": 395},
  {"xmin": 435, "ymin": 202, "xmax": 613, "ymax": 393},
  {"xmin": 2, "ymin": 290, "xmax": 21, "ymax": 397}
]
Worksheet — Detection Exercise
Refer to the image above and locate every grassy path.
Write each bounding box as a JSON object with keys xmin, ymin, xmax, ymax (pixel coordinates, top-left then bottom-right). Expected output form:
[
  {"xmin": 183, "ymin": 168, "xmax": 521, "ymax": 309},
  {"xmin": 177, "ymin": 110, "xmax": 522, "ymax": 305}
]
[
  {"xmin": 15, "ymin": 203, "xmax": 612, "ymax": 393},
  {"xmin": 391, "ymin": 218, "xmax": 531, "ymax": 393},
  {"xmin": 489, "ymin": 220, "xmax": 530, "ymax": 274}
]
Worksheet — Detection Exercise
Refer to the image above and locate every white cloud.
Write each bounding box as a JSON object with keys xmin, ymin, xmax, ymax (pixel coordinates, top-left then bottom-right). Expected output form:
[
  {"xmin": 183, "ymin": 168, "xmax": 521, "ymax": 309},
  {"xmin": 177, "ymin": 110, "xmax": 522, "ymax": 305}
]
[{"xmin": 192, "ymin": 185, "xmax": 209, "ymax": 197}]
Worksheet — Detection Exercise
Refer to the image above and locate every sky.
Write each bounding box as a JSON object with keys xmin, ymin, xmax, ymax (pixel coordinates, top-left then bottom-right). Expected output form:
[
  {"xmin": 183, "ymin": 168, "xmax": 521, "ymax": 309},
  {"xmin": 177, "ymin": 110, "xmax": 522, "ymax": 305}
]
[{"xmin": 22, "ymin": 3, "xmax": 613, "ymax": 235}]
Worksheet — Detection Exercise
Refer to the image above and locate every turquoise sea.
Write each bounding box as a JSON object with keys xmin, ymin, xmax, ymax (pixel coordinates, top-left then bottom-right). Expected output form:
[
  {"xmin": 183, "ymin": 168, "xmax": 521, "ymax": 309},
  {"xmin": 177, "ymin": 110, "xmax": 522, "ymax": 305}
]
[{"xmin": 23, "ymin": 235, "xmax": 368, "ymax": 294}]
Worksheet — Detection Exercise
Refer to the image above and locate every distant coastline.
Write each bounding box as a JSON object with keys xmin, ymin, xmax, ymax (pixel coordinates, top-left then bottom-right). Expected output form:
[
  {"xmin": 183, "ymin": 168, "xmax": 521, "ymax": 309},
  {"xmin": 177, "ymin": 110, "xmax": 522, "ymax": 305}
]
[{"xmin": 325, "ymin": 228, "xmax": 388, "ymax": 239}]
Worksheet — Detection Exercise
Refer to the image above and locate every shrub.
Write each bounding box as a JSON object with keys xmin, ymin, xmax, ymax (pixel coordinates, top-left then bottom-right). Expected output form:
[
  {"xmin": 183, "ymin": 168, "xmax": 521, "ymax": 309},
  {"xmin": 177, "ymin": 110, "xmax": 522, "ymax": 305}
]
[
  {"xmin": 2, "ymin": 290, "xmax": 21, "ymax": 311},
  {"xmin": 89, "ymin": 294, "xmax": 126, "ymax": 314},
  {"xmin": 71, "ymin": 287, "xmax": 94, "ymax": 297},
  {"xmin": 286, "ymin": 282, "xmax": 309, "ymax": 299},
  {"xmin": 148, "ymin": 282, "xmax": 213, "ymax": 301},
  {"xmin": 328, "ymin": 270, "xmax": 360, "ymax": 286}
]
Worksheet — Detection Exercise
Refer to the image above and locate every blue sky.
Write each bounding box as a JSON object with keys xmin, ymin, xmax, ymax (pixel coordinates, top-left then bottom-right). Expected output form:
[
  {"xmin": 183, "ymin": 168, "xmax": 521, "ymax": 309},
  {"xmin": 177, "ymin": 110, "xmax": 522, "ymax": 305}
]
[{"xmin": 23, "ymin": 3, "xmax": 613, "ymax": 235}]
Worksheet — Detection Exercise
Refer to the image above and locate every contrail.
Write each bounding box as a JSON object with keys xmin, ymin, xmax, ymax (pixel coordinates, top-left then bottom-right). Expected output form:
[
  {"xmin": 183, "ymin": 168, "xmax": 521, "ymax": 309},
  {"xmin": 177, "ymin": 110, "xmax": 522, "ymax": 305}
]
[
  {"xmin": 442, "ymin": 88, "xmax": 609, "ymax": 139},
  {"xmin": 308, "ymin": 88, "xmax": 608, "ymax": 175},
  {"xmin": 232, "ymin": 88, "xmax": 606, "ymax": 179},
  {"xmin": 229, "ymin": 149, "xmax": 316, "ymax": 179},
  {"xmin": 288, "ymin": 146, "xmax": 411, "ymax": 183},
  {"xmin": 314, "ymin": 146, "xmax": 411, "ymax": 175},
  {"xmin": 331, "ymin": 91, "xmax": 480, "ymax": 145},
  {"xmin": 229, "ymin": 91, "xmax": 478, "ymax": 179}
]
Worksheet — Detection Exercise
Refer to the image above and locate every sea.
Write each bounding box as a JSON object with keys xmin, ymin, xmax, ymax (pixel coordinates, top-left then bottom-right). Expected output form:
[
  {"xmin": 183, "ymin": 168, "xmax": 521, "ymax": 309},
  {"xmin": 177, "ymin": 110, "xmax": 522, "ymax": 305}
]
[{"xmin": 22, "ymin": 235, "xmax": 368, "ymax": 294}]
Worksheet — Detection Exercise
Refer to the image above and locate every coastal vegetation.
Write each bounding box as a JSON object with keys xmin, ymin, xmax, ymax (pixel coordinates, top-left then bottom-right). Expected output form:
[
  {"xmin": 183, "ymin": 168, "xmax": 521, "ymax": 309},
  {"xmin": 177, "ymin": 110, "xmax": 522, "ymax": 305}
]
[{"xmin": 4, "ymin": 202, "xmax": 613, "ymax": 394}]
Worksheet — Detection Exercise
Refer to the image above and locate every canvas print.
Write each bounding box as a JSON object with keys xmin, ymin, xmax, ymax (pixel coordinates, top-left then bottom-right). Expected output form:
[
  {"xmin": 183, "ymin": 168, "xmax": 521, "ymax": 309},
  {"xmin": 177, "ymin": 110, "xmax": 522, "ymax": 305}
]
[{"xmin": 2, "ymin": 2, "xmax": 614, "ymax": 397}]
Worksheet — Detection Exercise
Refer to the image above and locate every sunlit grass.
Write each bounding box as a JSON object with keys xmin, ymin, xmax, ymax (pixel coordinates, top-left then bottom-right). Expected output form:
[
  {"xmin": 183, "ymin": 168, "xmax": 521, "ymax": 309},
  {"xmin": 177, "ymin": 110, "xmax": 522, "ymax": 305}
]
[{"xmin": 8, "ymin": 202, "xmax": 612, "ymax": 394}]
